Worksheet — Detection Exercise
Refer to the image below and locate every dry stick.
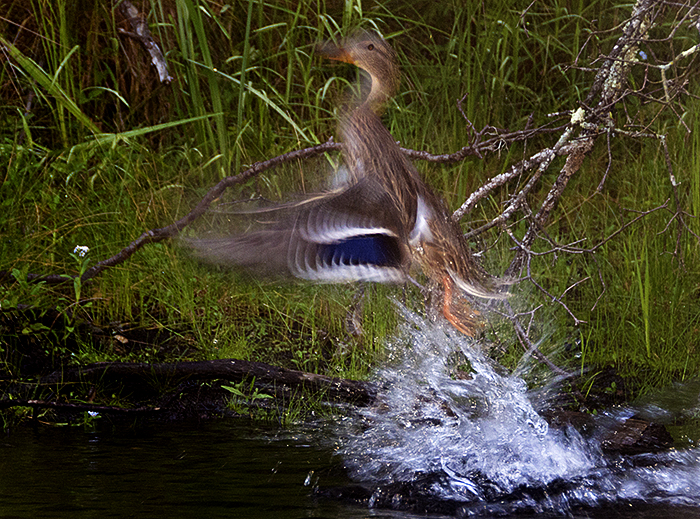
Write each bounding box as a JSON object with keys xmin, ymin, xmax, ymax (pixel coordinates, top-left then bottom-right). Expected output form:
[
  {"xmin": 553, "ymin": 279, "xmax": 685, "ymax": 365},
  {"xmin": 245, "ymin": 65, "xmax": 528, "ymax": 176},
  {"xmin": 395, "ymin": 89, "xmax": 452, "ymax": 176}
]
[
  {"xmin": 117, "ymin": 0, "xmax": 173, "ymax": 84},
  {"xmin": 505, "ymin": 201, "xmax": 670, "ymax": 257},
  {"xmin": 505, "ymin": 231, "xmax": 589, "ymax": 326},
  {"xmin": 461, "ymin": 136, "xmax": 585, "ymax": 239},
  {"xmin": 402, "ymin": 124, "xmax": 565, "ymax": 164},
  {"xmin": 499, "ymin": 301, "xmax": 571, "ymax": 378},
  {"xmin": 571, "ymin": 201, "xmax": 670, "ymax": 255},
  {"xmin": 505, "ymin": 0, "xmax": 655, "ymax": 276},
  {"xmin": 659, "ymin": 41, "xmax": 700, "ymax": 104},
  {"xmin": 457, "ymin": 146, "xmax": 559, "ymax": 223},
  {"xmin": 585, "ymin": 0, "xmax": 658, "ymax": 107},
  {"xmin": 502, "ymin": 164, "xmax": 676, "ymax": 369},
  {"xmin": 472, "ymin": 0, "xmax": 661, "ymax": 372},
  {"xmin": 477, "ymin": 134, "xmax": 596, "ymax": 374},
  {"xmin": 501, "ymin": 9, "xmax": 656, "ymax": 250},
  {"xmin": 15, "ymin": 122, "xmax": 564, "ymax": 286},
  {"xmin": 459, "ymin": 130, "xmax": 593, "ymax": 374},
  {"xmin": 21, "ymin": 139, "xmax": 341, "ymax": 285},
  {"xmin": 597, "ymin": 127, "xmax": 614, "ymax": 191},
  {"xmin": 503, "ymin": 200, "xmax": 668, "ymax": 319},
  {"xmin": 505, "ymin": 135, "xmax": 596, "ymax": 278}
]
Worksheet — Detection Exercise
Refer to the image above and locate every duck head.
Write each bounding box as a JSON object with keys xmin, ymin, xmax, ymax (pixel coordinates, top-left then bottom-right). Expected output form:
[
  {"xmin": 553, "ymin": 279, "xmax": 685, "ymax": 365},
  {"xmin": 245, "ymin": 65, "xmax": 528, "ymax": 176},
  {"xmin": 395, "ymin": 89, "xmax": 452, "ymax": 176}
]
[{"xmin": 318, "ymin": 32, "xmax": 400, "ymax": 113}]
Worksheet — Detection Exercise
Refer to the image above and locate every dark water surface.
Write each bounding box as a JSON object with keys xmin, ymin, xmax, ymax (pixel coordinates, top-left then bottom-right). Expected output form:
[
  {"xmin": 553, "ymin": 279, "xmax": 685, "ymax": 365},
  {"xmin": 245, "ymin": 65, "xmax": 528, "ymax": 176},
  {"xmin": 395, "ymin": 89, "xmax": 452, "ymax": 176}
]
[
  {"xmin": 3, "ymin": 313, "xmax": 700, "ymax": 518},
  {"xmin": 0, "ymin": 420, "xmax": 360, "ymax": 519},
  {"xmin": 1, "ymin": 418, "xmax": 700, "ymax": 518}
]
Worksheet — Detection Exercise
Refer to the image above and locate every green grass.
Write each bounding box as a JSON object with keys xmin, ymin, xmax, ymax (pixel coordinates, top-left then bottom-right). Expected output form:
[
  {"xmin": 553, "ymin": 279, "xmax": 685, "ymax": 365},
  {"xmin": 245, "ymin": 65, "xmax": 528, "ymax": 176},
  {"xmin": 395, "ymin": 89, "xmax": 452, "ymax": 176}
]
[{"xmin": 1, "ymin": 0, "xmax": 700, "ymax": 404}]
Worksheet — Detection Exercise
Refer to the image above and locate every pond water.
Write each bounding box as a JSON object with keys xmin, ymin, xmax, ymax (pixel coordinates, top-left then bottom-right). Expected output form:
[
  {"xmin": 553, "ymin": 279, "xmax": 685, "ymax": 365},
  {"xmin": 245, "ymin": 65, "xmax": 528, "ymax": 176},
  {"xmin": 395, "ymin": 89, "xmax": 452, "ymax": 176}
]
[
  {"xmin": 3, "ymin": 309, "xmax": 700, "ymax": 518},
  {"xmin": 2, "ymin": 417, "xmax": 700, "ymax": 519},
  {"xmin": 0, "ymin": 420, "xmax": 359, "ymax": 519}
]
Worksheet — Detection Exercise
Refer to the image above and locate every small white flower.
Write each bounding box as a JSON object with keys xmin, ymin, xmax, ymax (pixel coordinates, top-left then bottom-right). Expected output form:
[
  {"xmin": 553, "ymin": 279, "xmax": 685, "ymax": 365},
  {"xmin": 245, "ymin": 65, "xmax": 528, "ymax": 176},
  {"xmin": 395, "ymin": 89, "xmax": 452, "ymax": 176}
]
[
  {"xmin": 73, "ymin": 245, "xmax": 90, "ymax": 257},
  {"xmin": 87, "ymin": 411, "xmax": 99, "ymax": 417}
]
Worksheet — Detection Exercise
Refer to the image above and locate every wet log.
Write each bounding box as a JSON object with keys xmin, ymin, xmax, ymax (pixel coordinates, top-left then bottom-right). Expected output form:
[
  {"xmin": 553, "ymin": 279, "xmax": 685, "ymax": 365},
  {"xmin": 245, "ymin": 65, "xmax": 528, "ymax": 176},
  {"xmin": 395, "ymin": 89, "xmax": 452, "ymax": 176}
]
[
  {"xmin": 0, "ymin": 399, "xmax": 158, "ymax": 415},
  {"xmin": 41, "ymin": 358, "xmax": 376, "ymax": 405},
  {"xmin": 543, "ymin": 409, "xmax": 674, "ymax": 455},
  {"xmin": 600, "ymin": 416, "xmax": 674, "ymax": 455}
]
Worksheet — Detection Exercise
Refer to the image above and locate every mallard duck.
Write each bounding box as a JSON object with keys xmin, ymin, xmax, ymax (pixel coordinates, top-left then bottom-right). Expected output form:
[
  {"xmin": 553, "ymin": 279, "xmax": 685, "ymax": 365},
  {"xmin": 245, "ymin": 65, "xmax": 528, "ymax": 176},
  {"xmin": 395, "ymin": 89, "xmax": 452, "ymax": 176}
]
[{"xmin": 189, "ymin": 32, "xmax": 503, "ymax": 335}]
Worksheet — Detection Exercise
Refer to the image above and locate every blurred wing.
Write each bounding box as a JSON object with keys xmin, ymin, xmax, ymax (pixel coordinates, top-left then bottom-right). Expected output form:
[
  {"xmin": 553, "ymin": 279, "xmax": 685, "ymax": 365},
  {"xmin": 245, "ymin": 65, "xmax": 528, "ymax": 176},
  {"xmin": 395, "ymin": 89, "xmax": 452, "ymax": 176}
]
[{"xmin": 185, "ymin": 178, "xmax": 409, "ymax": 284}]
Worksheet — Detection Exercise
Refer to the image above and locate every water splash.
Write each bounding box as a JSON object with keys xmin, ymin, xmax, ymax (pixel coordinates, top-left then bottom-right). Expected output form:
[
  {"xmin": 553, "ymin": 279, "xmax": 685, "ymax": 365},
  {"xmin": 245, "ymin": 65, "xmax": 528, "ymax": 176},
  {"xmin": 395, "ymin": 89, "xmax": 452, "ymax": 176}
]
[{"xmin": 335, "ymin": 308, "xmax": 700, "ymax": 515}]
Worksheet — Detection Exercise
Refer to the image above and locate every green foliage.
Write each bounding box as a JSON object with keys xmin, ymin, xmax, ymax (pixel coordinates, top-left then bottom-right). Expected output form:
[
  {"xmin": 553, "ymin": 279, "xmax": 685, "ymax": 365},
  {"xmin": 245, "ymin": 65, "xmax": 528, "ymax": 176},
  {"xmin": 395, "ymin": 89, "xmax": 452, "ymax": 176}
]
[
  {"xmin": 1, "ymin": 0, "xmax": 700, "ymax": 408},
  {"xmin": 222, "ymin": 378, "xmax": 334, "ymax": 425},
  {"xmin": 222, "ymin": 378, "xmax": 274, "ymax": 419}
]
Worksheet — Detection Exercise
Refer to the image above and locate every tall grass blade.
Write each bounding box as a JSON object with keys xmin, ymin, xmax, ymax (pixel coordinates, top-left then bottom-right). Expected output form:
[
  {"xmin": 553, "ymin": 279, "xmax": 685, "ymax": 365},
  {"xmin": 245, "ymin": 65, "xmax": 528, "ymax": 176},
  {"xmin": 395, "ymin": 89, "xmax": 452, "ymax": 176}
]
[
  {"xmin": 205, "ymin": 66, "xmax": 311, "ymax": 142},
  {"xmin": 1, "ymin": 36, "xmax": 100, "ymax": 136},
  {"xmin": 635, "ymin": 239, "xmax": 652, "ymax": 358},
  {"xmin": 68, "ymin": 113, "xmax": 222, "ymax": 156},
  {"xmin": 235, "ymin": 0, "xmax": 256, "ymax": 175}
]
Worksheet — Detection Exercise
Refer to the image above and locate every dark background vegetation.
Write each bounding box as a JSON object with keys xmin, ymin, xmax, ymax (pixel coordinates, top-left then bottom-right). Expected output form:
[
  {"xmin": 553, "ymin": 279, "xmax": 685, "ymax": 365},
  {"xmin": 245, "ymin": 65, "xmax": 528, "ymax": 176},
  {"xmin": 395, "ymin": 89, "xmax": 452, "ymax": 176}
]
[{"xmin": 1, "ymin": 0, "xmax": 700, "ymax": 421}]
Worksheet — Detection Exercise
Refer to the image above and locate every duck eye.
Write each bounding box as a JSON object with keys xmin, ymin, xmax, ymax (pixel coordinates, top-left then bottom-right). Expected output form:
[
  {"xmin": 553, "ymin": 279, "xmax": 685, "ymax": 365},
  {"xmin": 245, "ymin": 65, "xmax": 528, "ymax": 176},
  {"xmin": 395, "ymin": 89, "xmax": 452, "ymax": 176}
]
[{"xmin": 367, "ymin": 44, "xmax": 374, "ymax": 51}]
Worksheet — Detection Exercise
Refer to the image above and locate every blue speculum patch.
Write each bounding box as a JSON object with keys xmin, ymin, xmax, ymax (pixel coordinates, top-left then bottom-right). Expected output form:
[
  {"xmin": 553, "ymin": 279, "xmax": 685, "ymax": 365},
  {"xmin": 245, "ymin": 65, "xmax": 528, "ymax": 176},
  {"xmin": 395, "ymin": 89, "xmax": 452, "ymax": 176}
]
[{"xmin": 321, "ymin": 235, "xmax": 401, "ymax": 267}]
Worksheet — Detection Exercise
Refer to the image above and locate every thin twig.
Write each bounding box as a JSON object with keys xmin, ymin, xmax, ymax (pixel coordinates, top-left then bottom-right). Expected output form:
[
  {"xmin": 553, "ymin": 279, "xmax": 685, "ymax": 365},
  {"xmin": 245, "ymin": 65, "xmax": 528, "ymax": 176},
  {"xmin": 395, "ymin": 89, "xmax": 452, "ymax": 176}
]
[{"xmin": 496, "ymin": 301, "xmax": 572, "ymax": 377}]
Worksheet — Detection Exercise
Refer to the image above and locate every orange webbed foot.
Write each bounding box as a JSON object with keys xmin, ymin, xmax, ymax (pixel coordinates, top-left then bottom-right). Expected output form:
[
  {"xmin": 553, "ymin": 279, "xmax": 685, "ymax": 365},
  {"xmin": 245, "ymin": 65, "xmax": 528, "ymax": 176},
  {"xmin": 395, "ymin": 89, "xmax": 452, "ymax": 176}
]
[{"xmin": 442, "ymin": 276, "xmax": 483, "ymax": 337}]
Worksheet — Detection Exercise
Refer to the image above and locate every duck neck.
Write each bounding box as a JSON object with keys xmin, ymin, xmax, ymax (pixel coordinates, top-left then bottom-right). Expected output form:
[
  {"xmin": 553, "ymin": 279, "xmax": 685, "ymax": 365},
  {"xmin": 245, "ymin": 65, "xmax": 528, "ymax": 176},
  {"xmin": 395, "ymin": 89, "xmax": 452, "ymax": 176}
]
[
  {"xmin": 340, "ymin": 100, "xmax": 420, "ymax": 194},
  {"xmin": 362, "ymin": 73, "xmax": 390, "ymax": 113},
  {"xmin": 341, "ymin": 104, "xmax": 393, "ymax": 169},
  {"xmin": 356, "ymin": 67, "xmax": 399, "ymax": 114}
]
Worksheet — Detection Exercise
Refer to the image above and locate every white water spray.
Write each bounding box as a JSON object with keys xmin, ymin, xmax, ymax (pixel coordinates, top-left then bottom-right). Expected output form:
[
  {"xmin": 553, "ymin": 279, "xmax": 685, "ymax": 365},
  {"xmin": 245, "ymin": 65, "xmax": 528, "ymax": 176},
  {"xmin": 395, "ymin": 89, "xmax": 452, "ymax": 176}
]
[{"xmin": 336, "ymin": 307, "xmax": 700, "ymax": 515}]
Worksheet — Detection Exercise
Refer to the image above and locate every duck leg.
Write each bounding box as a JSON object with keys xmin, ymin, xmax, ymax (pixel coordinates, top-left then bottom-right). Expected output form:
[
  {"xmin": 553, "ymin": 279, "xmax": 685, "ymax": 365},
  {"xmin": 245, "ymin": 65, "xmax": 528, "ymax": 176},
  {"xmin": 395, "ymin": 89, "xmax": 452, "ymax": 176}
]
[{"xmin": 442, "ymin": 275, "xmax": 482, "ymax": 337}]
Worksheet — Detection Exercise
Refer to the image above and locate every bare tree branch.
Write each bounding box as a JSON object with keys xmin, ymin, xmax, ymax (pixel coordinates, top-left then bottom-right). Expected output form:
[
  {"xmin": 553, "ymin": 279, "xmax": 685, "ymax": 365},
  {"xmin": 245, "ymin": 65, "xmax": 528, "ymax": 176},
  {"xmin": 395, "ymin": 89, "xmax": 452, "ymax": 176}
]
[
  {"xmin": 4, "ymin": 0, "xmax": 700, "ymax": 378},
  {"xmin": 117, "ymin": 0, "xmax": 173, "ymax": 84}
]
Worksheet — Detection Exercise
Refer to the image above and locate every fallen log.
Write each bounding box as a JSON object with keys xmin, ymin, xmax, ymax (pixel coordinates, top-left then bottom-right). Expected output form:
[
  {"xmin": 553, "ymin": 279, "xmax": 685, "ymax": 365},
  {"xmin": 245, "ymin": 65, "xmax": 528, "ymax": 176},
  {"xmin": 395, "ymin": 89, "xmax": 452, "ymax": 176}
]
[
  {"xmin": 40, "ymin": 358, "xmax": 376, "ymax": 405},
  {"xmin": 0, "ymin": 399, "xmax": 159, "ymax": 414}
]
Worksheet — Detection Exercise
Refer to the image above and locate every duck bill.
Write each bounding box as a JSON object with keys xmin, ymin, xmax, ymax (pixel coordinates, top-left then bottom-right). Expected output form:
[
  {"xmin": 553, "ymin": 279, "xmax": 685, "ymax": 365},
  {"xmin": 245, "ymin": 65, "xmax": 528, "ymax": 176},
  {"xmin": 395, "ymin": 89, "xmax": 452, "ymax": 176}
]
[{"xmin": 317, "ymin": 41, "xmax": 354, "ymax": 64}]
